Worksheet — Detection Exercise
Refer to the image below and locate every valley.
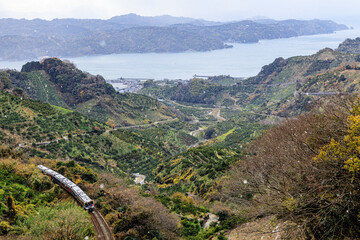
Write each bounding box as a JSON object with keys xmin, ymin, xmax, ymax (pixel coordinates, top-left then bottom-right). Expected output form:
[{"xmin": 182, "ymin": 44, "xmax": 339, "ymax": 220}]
[{"xmin": 2, "ymin": 31, "xmax": 360, "ymax": 239}]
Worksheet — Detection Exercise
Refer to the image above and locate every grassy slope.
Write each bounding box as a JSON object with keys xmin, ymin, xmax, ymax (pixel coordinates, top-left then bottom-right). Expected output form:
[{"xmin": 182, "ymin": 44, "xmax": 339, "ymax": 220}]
[
  {"xmin": 0, "ymin": 91, "xmax": 237, "ymax": 239},
  {"xmin": 138, "ymin": 48, "xmax": 360, "ymax": 201},
  {"xmin": 23, "ymin": 71, "xmax": 68, "ymax": 108},
  {"xmin": 154, "ymin": 121, "xmax": 267, "ymax": 197},
  {"xmin": 0, "ymin": 91, "xmax": 194, "ymax": 178},
  {"xmin": 0, "ymin": 157, "xmax": 94, "ymax": 238}
]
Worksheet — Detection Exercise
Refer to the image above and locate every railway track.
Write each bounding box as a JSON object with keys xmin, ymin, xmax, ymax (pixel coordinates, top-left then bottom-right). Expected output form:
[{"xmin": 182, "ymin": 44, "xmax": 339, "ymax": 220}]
[
  {"xmin": 38, "ymin": 165, "xmax": 114, "ymax": 240},
  {"xmin": 90, "ymin": 210, "xmax": 114, "ymax": 240}
]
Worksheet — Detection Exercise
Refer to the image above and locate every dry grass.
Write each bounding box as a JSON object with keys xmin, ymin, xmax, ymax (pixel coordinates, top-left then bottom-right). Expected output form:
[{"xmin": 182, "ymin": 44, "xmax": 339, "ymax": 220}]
[{"xmin": 226, "ymin": 216, "xmax": 285, "ymax": 240}]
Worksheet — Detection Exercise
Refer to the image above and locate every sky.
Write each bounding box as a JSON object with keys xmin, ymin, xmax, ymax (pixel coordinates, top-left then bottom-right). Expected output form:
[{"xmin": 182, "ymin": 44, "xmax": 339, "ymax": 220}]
[{"xmin": 0, "ymin": 0, "xmax": 359, "ymax": 24}]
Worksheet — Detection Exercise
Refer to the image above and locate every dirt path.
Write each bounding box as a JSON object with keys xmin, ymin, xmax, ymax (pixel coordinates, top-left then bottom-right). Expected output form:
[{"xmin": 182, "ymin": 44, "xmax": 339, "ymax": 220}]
[
  {"xmin": 167, "ymin": 100, "xmax": 213, "ymax": 110},
  {"xmin": 227, "ymin": 216, "xmax": 284, "ymax": 240},
  {"xmin": 117, "ymin": 118, "xmax": 178, "ymax": 130},
  {"xmin": 189, "ymin": 127, "xmax": 204, "ymax": 137},
  {"xmin": 210, "ymin": 108, "xmax": 226, "ymax": 122}
]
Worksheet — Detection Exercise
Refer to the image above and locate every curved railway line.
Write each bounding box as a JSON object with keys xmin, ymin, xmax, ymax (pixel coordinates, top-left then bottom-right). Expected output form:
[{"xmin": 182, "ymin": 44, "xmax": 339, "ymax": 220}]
[
  {"xmin": 90, "ymin": 210, "xmax": 114, "ymax": 240},
  {"xmin": 38, "ymin": 165, "xmax": 114, "ymax": 240}
]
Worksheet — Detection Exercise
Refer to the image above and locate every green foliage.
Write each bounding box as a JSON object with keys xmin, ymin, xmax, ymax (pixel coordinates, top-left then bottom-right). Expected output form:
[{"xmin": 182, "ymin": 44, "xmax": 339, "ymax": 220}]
[
  {"xmin": 211, "ymin": 121, "xmax": 267, "ymax": 148},
  {"xmin": 25, "ymin": 71, "xmax": 68, "ymax": 108},
  {"xmin": 0, "ymin": 158, "xmax": 67, "ymax": 237},
  {"xmin": 0, "ymin": 158, "xmax": 98, "ymax": 239},
  {"xmin": 171, "ymin": 79, "xmax": 223, "ymax": 105},
  {"xmin": 54, "ymin": 161, "xmax": 98, "ymax": 184},
  {"xmin": 204, "ymin": 127, "xmax": 215, "ymax": 139},
  {"xmin": 155, "ymin": 194, "xmax": 208, "ymax": 216},
  {"xmin": 0, "ymin": 91, "xmax": 105, "ymax": 142},
  {"xmin": 6, "ymin": 195, "xmax": 17, "ymax": 222},
  {"xmin": 40, "ymin": 58, "xmax": 114, "ymax": 104},
  {"xmin": 5, "ymin": 58, "xmax": 178, "ymax": 127},
  {"xmin": 0, "ymin": 72, "xmax": 12, "ymax": 90},
  {"xmin": 181, "ymin": 218, "xmax": 201, "ymax": 237},
  {"xmin": 0, "ymin": 221, "xmax": 11, "ymax": 235},
  {"xmin": 130, "ymin": 123, "xmax": 197, "ymax": 154},
  {"xmin": 143, "ymin": 79, "xmax": 155, "ymax": 88},
  {"xmin": 21, "ymin": 61, "xmax": 42, "ymax": 72},
  {"xmin": 218, "ymin": 97, "xmax": 360, "ymax": 239},
  {"xmin": 19, "ymin": 202, "xmax": 93, "ymax": 239},
  {"xmin": 0, "ymin": 92, "xmax": 162, "ymax": 176},
  {"xmin": 208, "ymin": 75, "xmax": 242, "ymax": 86},
  {"xmin": 153, "ymin": 193, "xmax": 246, "ymax": 239},
  {"xmin": 155, "ymin": 145, "xmax": 242, "ymax": 197}
]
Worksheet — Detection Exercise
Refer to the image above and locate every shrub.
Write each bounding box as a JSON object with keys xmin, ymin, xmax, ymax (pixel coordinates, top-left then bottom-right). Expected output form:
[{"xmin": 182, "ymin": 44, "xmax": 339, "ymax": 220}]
[
  {"xmin": 20, "ymin": 202, "xmax": 93, "ymax": 240},
  {"xmin": 219, "ymin": 96, "xmax": 355, "ymax": 238},
  {"xmin": 181, "ymin": 218, "xmax": 200, "ymax": 237},
  {"xmin": 0, "ymin": 221, "xmax": 11, "ymax": 235}
]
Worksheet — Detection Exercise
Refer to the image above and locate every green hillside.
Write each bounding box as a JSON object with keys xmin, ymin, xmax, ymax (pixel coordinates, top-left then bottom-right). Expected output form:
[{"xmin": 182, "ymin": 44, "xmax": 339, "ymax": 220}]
[
  {"xmin": 0, "ymin": 91, "xmax": 234, "ymax": 239},
  {"xmin": 0, "ymin": 157, "xmax": 94, "ymax": 238},
  {"xmin": 141, "ymin": 47, "xmax": 360, "ymax": 120},
  {"xmin": 0, "ymin": 17, "xmax": 347, "ymax": 60},
  {"xmin": 0, "ymin": 91, "xmax": 194, "ymax": 178},
  {"xmin": 5, "ymin": 58, "xmax": 179, "ymax": 126},
  {"xmin": 3, "ymin": 38, "xmax": 360, "ymax": 239},
  {"xmin": 138, "ymin": 45, "xmax": 360, "ymax": 201}
]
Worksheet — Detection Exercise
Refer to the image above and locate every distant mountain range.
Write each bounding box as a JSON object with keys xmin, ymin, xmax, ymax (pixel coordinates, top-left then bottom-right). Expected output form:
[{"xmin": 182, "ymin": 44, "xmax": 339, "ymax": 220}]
[
  {"xmin": 0, "ymin": 14, "xmax": 348, "ymax": 60},
  {"xmin": 108, "ymin": 13, "xmax": 222, "ymax": 26}
]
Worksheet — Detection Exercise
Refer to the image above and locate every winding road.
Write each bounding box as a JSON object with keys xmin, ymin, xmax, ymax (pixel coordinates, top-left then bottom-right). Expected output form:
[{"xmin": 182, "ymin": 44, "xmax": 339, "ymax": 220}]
[{"xmin": 210, "ymin": 108, "xmax": 226, "ymax": 122}]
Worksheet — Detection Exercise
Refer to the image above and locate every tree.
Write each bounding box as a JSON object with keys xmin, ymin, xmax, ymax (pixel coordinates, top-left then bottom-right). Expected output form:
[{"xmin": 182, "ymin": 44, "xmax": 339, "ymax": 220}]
[
  {"xmin": 143, "ymin": 79, "xmax": 155, "ymax": 88},
  {"xmin": 6, "ymin": 195, "xmax": 17, "ymax": 222},
  {"xmin": 219, "ymin": 96, "xmax": 355, "ymax": 238},
  {"xmin": 204, "ymin": 127, "xmax": 215, "ymax": 139},
  {"xmin": 106, "ymin": 118, "xmax": 116, "ymax": 129},
  {"xmin": 316, "ymin": 97, "xmax": 360, "ymax": 173},
  {"xmin": 0, "ymin": 74, "xmax": 12, "ymax": 90}
]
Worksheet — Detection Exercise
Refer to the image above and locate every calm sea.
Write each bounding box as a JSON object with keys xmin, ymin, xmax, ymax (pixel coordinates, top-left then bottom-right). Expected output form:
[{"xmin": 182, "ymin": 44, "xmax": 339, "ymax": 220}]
[{"xmin": 1, "ymin": 29, "xmax": 360, "ymax": 80}]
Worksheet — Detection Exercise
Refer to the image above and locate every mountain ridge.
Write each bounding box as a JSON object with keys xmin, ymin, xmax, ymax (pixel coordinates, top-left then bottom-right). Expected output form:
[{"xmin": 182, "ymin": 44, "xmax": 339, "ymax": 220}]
[
  {"xmin": 140, "ymin": 41, "xmax": 360, "ymax": 121},
  {"xmin": 2, "ymin": 58, "xmax": 180, "ymax": 126},
  {"xmin": 0, "ymin": 16, "xmax": 347, "ymax": 60},
  {"xmin": 2, "ymin": 35, "xmax": 360, "ymax": 239},
  {"xmin": 108, "ymin": 13, "xmax": 221, "ymax": 26}
]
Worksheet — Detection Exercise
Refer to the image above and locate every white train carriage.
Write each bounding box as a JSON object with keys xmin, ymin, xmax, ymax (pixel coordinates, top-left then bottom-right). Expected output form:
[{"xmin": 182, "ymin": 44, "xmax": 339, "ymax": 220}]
[{"xmin": 38, "ymin": 165, "xmax": 94, "ymax": 212}]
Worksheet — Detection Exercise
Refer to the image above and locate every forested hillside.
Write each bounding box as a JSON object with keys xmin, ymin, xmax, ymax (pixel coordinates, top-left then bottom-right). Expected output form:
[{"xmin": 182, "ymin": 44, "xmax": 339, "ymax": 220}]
[
  {"xmin": 0, "ymin": 91, "xmax": 197, "ymax": 177},
  {"xmin": 218, "ymin": 96, "xmax": 360, "ymax": 239},
  {"xmin": 3, "ymin": 37, "xmax": 360, "ymax": 239},
  {"xmin": 2, "ymin": 58, "xmax": 178, "ymax": 126},
  {"xmin": 0, "ymin": 90, "xmax": 242, "ymax": 239},
  {"xmin": 0, "ymin": 16, "xmax": 347, "ymax": 60},
  {"xmin": 141, "ymin": 46, "xmax": 360, "ymax": 119}
]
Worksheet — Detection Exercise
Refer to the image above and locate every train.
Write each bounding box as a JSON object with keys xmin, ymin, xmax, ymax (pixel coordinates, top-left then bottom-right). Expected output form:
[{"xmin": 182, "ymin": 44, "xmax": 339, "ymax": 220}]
[{"xmin": 38, "ymin": 165, "xmax": 95, "ymax": 212}]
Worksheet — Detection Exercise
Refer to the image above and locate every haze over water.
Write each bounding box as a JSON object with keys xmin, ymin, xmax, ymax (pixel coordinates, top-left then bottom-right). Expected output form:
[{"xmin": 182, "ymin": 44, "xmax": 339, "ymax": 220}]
[{"xmin": 1, "ymin": 29, "xmax": 360, "ymax": 80}]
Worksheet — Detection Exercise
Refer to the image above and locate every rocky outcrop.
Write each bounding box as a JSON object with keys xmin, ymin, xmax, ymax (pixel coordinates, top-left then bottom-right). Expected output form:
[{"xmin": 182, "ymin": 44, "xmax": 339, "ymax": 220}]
[{"xmin": 336, "ymin": 37, "xmax": 360, "ymax": 54}]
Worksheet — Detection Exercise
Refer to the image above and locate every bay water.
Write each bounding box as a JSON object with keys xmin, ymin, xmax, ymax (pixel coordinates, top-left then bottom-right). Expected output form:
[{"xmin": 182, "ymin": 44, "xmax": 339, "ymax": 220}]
[{"xmin": 1, "ymin": 29, "xmax": 360, "ymax": 80}]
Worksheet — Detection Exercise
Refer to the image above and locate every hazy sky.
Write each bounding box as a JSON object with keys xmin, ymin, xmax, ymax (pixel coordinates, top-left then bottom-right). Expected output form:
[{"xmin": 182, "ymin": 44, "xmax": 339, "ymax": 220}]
[{"xmin": 0, "ymin": 0, "xmax": 359, "ymax": 23}]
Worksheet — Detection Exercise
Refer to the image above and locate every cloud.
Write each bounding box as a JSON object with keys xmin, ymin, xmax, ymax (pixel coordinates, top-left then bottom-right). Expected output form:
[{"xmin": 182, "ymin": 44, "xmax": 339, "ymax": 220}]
[{"xmin": 0, "ymin": 0, "xmax": 359, "ymax": 21}]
